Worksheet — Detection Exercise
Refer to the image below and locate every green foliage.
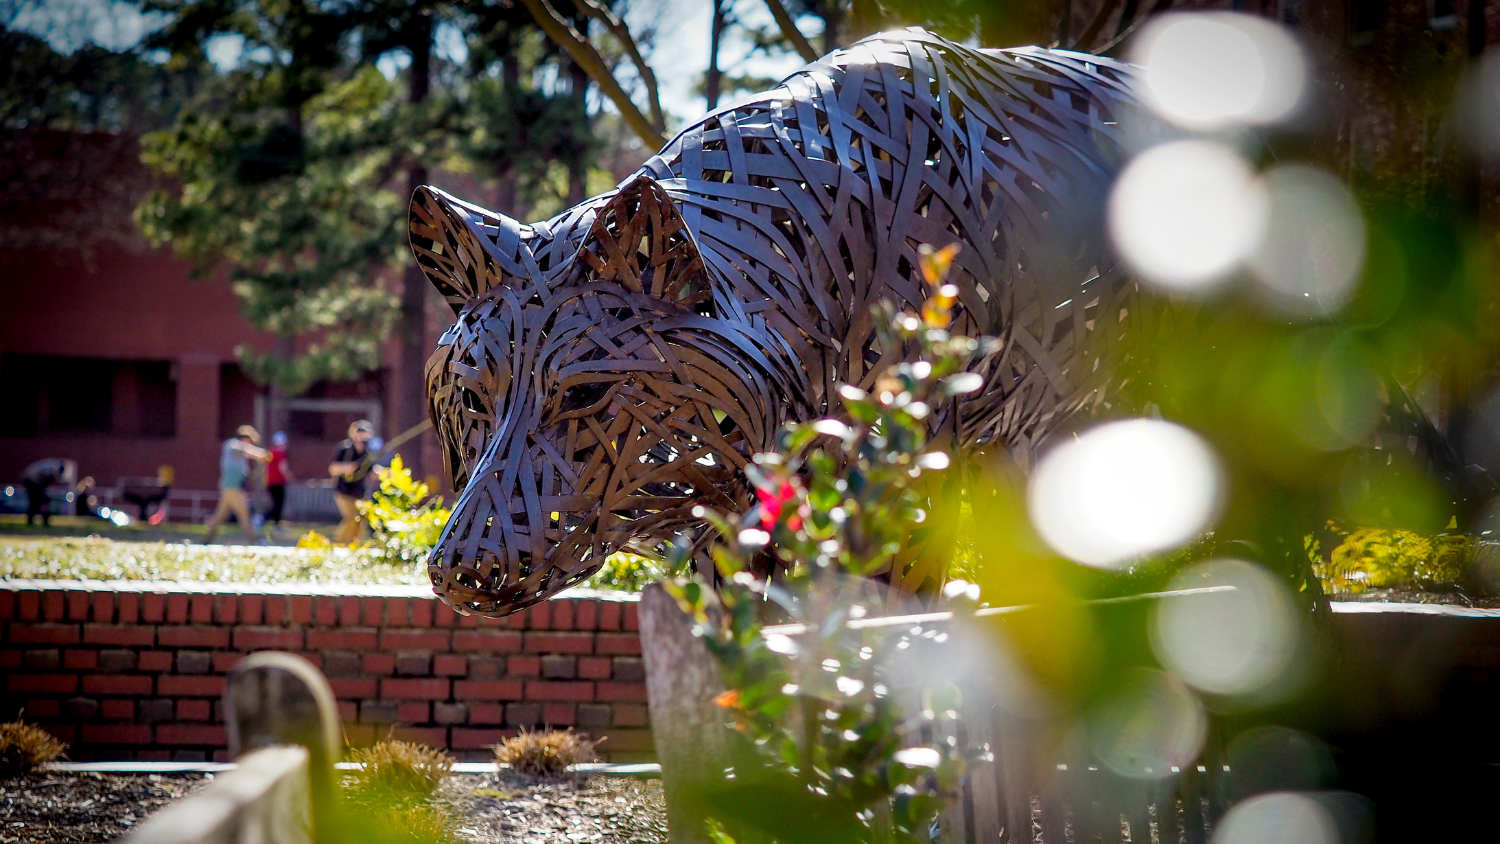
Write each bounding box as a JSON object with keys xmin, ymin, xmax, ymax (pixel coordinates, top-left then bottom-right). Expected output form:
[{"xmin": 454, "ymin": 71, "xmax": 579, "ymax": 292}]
[
  {"xmin": 132, "ymin": 0, "xmax": 600, "ymax": 394},
  {"xmin": 341, "ymin": 739, "xmax": 455, "ymax": 844},
  {"xmin": 360, "ymin": 455, "xmax": 451, "ymax": 565},
  {"xmin": 667, "ymin": 245, "xmax": 985, "ymax": 844},
  {"xmin": 1314, "ymin": 524, "xmax": 1472, "ymax": 594},
  {"xmin": 135, "ymin": 60, "xmax": 406, "ymax": 393},
  {"xmin": 582, "ymin": 551, "xmax": 666, "ymax": 593},
  {"xmin": 0, "ymin": 27, "xmax": 196, "ymax": 132}
]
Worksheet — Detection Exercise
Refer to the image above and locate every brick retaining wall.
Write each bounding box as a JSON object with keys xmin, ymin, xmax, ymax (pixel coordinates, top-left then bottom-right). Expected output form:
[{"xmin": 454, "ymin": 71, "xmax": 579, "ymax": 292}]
[
  {"xmin": 8, "ymin": 578, "xmax": 1500, "ymax": 768},
  {"xmin": 0, "ymin": 580, "xmax": 649, "ymax": 762}
]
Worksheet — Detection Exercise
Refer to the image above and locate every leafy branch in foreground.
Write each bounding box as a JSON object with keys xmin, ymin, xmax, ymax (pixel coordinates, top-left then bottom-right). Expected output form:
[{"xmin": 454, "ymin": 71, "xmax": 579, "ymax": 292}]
[{"xmin": 667, "ymin": 245, "xmax": 989, "ymax": 843}]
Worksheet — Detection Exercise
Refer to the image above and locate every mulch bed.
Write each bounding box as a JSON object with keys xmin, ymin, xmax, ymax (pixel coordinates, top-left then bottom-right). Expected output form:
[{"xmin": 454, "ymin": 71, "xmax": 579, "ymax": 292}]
[
  {"xmin": 440, "ymin": 772, "xmax": 667, "ymax": 844},
  {"xmin": 0, "ymin": 771, "xmax": 211, "ymax": 843},
  {"xmin": 1, "ymin": 770, "xmax": 666, "ymax": 844}
]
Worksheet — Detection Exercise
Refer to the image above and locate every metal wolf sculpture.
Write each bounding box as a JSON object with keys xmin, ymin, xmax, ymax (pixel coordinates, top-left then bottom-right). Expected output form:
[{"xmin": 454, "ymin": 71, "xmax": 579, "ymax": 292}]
[{"xmin": 410, "ymin": 29, "xmax": 1140, "ymax": 617}]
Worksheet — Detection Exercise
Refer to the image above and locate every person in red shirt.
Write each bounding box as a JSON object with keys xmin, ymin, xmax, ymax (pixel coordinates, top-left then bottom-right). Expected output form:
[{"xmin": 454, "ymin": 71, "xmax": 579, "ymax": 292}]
[{"xmin": 266, "ymin": 431, "xmax": 295, "ymax": 535}]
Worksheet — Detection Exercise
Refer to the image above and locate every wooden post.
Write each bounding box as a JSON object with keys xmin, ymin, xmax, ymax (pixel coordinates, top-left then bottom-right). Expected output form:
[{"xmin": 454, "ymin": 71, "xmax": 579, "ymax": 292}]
[
  {"xmin": 639, "ymin": 583, "xmax": 733, "ymax": 844},
  {"xmin": 119, "ymin": 746, "xmax": 311, "ymax": 844},
  {"xmin": 224, "ymin": 652, "xmax": 341, "ymax": 826}
]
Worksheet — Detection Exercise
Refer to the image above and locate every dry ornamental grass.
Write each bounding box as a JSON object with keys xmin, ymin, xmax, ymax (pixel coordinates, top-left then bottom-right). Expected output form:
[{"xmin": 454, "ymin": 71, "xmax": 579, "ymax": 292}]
[
  {"xmin": 0, "ymin": 719, "xmax": 66, "ymax": 777},
  {"xmin": 344, "ymin": 739, "xmax": 455, "ymax": 805},
  {"xmin": 492, "ymin": 729, "xmax": 597, "ymax": 778}
]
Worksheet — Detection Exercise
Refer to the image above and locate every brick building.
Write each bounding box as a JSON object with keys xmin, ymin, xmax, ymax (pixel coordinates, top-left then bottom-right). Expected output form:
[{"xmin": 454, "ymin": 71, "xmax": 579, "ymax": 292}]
[{"xmin": 0, "ymin": 132, "xmax": 443, "ymax": 501}]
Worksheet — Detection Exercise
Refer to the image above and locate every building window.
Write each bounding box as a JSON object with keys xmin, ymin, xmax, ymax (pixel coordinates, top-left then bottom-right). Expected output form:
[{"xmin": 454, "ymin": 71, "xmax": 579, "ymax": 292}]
[{"xmin": 0, "ymin": 354, "xmax": 176, "ymax": 438}]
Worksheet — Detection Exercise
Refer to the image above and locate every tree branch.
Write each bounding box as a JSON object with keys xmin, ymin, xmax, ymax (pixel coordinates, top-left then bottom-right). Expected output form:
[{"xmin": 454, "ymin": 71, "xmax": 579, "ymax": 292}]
[
  {"xmin": 519, "ymin": 0, "xmax": 668, "ymax": 150},
  {"xmin": 763, "ymin": 0, "xmax": 819, "ymax": 63},
  {"xmin": 1070, "ymin": 0, "xmax": 1118, "ymax": 52},
  {"xmin": 568, "ymin": 0, "xmax": 666, "ymax": 134},
  {"xmin": 1095, "ymin": 0, "xmax": 1176, "ymax": 56}
]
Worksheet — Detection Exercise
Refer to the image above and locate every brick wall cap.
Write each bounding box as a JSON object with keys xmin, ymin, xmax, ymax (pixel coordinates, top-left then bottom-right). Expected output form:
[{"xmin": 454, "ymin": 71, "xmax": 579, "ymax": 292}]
[
  {"xmin": 1329, "ymin": 602, "xmax": 1500, "ymax": 618},
  {"xmin": 0, "ymin": 580, "xmax": 640, "ymax": 601}
]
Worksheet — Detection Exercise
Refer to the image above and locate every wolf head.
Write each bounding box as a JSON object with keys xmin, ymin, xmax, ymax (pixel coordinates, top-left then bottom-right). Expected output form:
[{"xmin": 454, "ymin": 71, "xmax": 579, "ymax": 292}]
[{"xmin": 410, "ymin": 176, "xmax": 782, "ymax": 616}]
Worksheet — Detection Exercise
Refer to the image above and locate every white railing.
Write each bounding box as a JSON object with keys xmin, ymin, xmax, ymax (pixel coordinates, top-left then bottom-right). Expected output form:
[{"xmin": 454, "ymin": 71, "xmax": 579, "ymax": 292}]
[{"xmin": 96, "ymin": 483, "xmax": 341, "ymax": 524}]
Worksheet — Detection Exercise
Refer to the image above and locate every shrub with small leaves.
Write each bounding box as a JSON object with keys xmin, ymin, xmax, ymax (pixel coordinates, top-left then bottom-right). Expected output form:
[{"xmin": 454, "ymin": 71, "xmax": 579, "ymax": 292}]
[
  {"xmin": 343, "ymin": 739, "xmax": 454, "ymax": 806},
  {"xmin": 1314, "ymin": 523, "xmax": 1472, "ymax": 593},
  {"xmin": 0, "ymin": 718, "xmax": 66, "ymax": 777},
  {"xmin": 583, "ymin": 551, "xmax": 668, "ymax": 592},
  {"xmin": 667, "ymin": 245, "xmax": 987, "ymax": 843},
  {"xmin": 360, "ymin": 455, "xmax": 452, "ymax": 564},
  {"xmin": 492, "ymin": 728, "xmax": 597, "ymax": 777}
]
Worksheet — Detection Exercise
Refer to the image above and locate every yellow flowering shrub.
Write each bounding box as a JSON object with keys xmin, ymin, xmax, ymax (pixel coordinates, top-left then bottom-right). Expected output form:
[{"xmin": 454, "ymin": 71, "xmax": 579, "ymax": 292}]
[
  {"xmin": 1314, "ymin": 523, "xmax": 1472, "ymax": 593},
  {"xmin": 359, "ymin": 455, "xmax": 452, "ymax": 565}
]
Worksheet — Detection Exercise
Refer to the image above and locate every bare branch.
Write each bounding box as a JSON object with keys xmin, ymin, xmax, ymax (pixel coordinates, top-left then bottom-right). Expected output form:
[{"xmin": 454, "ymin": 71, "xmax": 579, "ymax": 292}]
[
  {"xmin": 1094, "ymin": 0, "xmax": 1176, "ymax": 56},
  {"xmin": 568, "ymin": 0, "xmax": 666, "ymax": 134},
  {"xmin": 763, "ymin": 0, "xmax": 819, "ymax": 63},
  {"xmin": 1070, "ymin": 0, "xmax": 1118, "ymax": 52},
  {"xmin": 519, "ymin": 0, "xmax": 669, "ymax": 150}
]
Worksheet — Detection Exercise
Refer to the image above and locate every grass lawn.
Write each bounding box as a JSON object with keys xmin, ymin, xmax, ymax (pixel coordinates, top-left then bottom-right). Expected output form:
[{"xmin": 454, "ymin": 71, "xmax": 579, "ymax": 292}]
[
  {"xmin": 0, "ymin": 515, "xmax": 426, "ymax": 585},
  {"xmin": 0, "ymin": 516, "xmax": 654, "ymax": 591}
]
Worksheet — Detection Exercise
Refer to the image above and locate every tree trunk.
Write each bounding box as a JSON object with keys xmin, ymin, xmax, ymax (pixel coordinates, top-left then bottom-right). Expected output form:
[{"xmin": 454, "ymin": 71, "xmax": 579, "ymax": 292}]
[
  {"xmin": 494, "ymin": 54, "xmax": 522, "ymax": 217},
  {"xmin": 567, "ymin": 45, "xmax": 590, "ymax": 205},
  {"xmin": 821, "ymin": 3, "xmax": 841, "ymax": 53},
  {"xmin": 268, "ymin": 334, "xmax": 295, "ymax": 435},
  {"xmin": 398, "ymin": 13, "xmax": 433, "ymax": 478},
  {"xmin": 706, "ymin": 0, "xmax": 727, "ymax": 110}
]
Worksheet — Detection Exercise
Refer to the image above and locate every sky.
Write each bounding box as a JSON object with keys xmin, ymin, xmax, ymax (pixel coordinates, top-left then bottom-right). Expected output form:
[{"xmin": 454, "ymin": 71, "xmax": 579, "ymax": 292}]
[{"xmin": 6, "ymin": 0, "xmax": 814, "ymax": 126}]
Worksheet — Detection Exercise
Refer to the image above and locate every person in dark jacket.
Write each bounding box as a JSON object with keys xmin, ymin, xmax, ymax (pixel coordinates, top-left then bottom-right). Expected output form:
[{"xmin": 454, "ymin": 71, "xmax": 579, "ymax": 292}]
[
  {"xmin": 22, "ymin": 458, "xmax": 77, "ymax": 526},
  {"xmin": 328, "ymin": 419, "xmax": 378, "ymax": 544}
]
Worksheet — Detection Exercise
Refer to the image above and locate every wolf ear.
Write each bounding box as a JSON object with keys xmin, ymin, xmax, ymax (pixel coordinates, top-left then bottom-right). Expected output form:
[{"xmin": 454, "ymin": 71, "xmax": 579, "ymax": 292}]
[
  {"xmin": 576, "ymin": 175, "xmax": 709, "ymax": 306},
  {"xmin": 409, "ymin": 186, "xmax": 530, "ymax": 313}
]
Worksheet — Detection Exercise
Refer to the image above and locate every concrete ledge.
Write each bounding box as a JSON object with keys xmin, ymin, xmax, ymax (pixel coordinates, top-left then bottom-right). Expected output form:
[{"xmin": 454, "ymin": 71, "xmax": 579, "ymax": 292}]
[
  {"xmin": 0, "ymin": 579, "xmax": 638, "ymax": 600},
  {"xmin": 1329, "ymin": 601, "xmax": 1500, "ymax": 617},
  {"xmin": 50, "ymin": 760, "xmax": 661, "ymax": 777}
]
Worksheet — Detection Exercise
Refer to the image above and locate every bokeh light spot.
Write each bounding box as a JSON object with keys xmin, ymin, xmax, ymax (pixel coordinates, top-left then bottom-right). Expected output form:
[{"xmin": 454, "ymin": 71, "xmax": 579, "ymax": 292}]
[
  {"xmin": 1088, "ymin": 668, "xmax": 1206, "ymax": 779},
  {"xmin": 1212, "ymin": 792, "xmax": 1339, "ymax": 844},
  {"xmin": 1029, "ymin": 419, "xmax": 1222, "ymax": 568},
  {"xmin": 1108, "ymin": 141, "xmax": 1267, "ymax": 290},
  {"xmin": 1134, "ymin": 12, "xmax": 1307, "ymax": 129},
  {"xmin": 1459, "ymin": 53, "xmax": 1500, "ymax": 161},
  {"xmin": 1152, "ymin": 559, "xmax": 1299, "ymax": 697},
  {"xmin": 1248, "ymin": 166, "xmax": 1367, "ymax": 316}
]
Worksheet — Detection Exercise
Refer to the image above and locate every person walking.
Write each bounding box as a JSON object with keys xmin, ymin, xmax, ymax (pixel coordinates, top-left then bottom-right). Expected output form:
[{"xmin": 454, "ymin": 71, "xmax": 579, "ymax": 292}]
[
  {"xmin": 328, "ymin": 419, "xmax": 377, "ymax": 544},
  {"xmin": 204, "ymin": 425, "xmax": 268, "ymax": 544},
  {"xmin": 21, "ymin": 458, "xmax": 77, "ymax": 526},
  {"xmin": 265, "ymin": 431, "xmax": 295, "ymax": 536}
]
